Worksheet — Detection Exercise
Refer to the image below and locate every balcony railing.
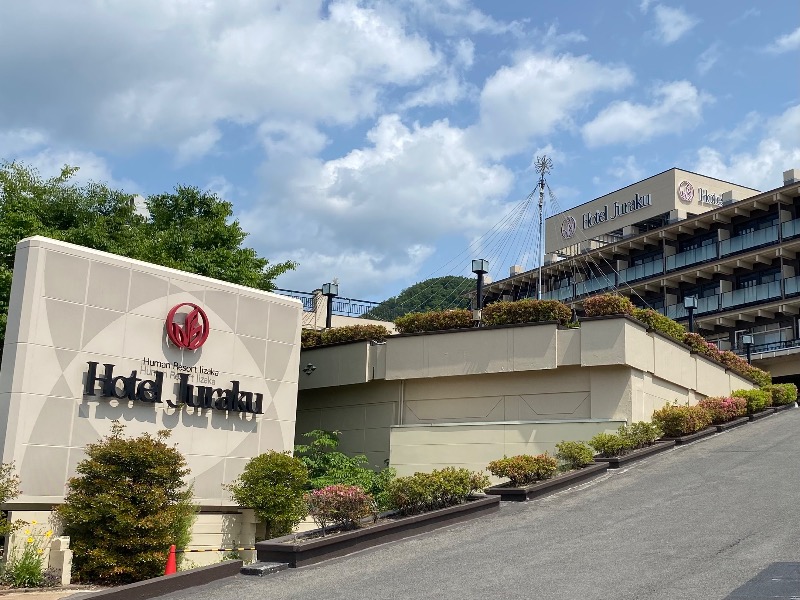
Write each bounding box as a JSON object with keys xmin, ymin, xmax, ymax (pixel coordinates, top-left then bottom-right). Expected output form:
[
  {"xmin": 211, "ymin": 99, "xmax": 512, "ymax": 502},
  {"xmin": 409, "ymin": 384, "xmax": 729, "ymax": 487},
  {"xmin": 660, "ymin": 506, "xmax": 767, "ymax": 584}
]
[
  {"xmin": 575, "ymin": 275, "xmax": 615, "ymax": 297},
  {"xmin": 618, "ymin": 260, "xmax": 664, "ymax": 284},
  {"xmin": 720, "ymin": 281, "xmax": 782, "ymax": 310},
  {"xmin": 542, "ymin": 286, "xmax": 574, "ymax": 302},
  {"xmin": 274, "ymin": 288, "xmax": 381, "ymax": 317},
  {"xmin": 665, "ymin": 244, "xmax": 717, "ymax": 271},
  {"xmin": 664, "ymin": 294, "xmax": 720, "ymax": 320},
  {"xmin": 781, "ymin": 218, "xmax": 800, "ymax": 240},
  {"xmin": 720, "ymin": 225, "xmax": 779, "ymax": 257},
  {"xmin": 785, "ymin": 275, "xmax": 800, "ymax": 296},
  {"xmin": 734, "ymin": 338, "xmax": 800, "ymax": 356}
]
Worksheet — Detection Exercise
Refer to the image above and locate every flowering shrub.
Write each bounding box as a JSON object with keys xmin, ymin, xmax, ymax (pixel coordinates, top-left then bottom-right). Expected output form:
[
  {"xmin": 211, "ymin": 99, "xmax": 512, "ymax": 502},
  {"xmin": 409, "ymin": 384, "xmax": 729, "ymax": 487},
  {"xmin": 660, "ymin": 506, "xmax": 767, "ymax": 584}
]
[
  {"xmin": 583, "ymin": 293, "xmax": 635, "ymax": 317},
  {"xmin": 732, "ymin": 388, "xmax": 772, "ymax": 413},
  {"xmin": 651, "ymin": 403, "xmax": 712, "ymax": 437},
  {"xmin": 619, "ymin": 421, "xmax": 663, "ymax": 448},
  {"xmin": 765, "ymin": 383, "xmax": 798, "ymax": 406},
  {"xmin": 718, "ymin": 350, "xmax": 772, "ymax": 387},
  {"xmin": 301, "ymin": 329, "xmax": 322, "ymax": 348},
  {"xmin": 394, "ymin": 309, "xmax": 473, "ymax": 334},
  {"xmin": 631, "ymin": 308, "xmax": 686, "ymax": 343},
  {"xmin": 305, "ymin": 485, "xmax": 376, "ymax": 532},
  {"xmin": 385, "ymin": 467, "xmax": 489, "ymax": 515},
  {"xmin": 697, "ymin": 396, "xmax": 747, "ymax": 423},
  {"xmin": 481, "ymin": 299, "xmax": 572, "ymax": 326},
  {"xmin": 2, "ymin": 523, "xmax": 55, "ymax": 588},
  {"xmin": 554, "ymin": 441, "xmax": 594, "ymax": 470},
  {"xmin": 588, "ymin": 432, "xmax": 633, "ymax": 457},
  {"xmin": 487, "ymin": 454, "xmax": 558, "ymax": 486},
  {"xmin": 683, "ymin": 332, "xmax": 724, "ymax": 363},
  {"xmin": 320, "ymin": 324, "xmax": 391, "ymax": 345}
]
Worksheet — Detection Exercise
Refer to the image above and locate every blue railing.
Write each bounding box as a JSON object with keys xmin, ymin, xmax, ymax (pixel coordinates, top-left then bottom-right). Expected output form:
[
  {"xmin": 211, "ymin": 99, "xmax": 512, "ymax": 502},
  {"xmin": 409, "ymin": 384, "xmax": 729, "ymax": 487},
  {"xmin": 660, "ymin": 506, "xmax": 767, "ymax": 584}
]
[
  {"xmin": 666, "ymin": 244, "xmax": 717, "ymax": 271},
  {"xmin": 721, "ymin": 281, "xmax": 782, "ymax": 309},
  {"xmin": 720, "ymin": 225, "xmax": 779, "ymax": 256},
  {"xmin": 618, "ymin": 260, "xmax": 663, "ymax": 284}
]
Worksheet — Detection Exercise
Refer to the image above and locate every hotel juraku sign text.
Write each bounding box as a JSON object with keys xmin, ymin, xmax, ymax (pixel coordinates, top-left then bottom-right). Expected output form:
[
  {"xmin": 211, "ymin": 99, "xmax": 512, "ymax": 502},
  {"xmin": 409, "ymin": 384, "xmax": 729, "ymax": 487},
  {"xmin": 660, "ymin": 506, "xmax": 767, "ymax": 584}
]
[{"xmin": 581, "ymin": 193, "xmax": 652, "ymax": 230}]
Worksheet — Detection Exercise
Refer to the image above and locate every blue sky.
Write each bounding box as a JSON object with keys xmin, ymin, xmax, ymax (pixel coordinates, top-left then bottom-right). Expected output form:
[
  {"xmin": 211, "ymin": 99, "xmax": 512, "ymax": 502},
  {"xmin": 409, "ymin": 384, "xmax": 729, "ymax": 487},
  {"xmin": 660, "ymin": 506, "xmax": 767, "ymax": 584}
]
[{"xmin": 1, "ymin": 0, "xmax": 798, "ymax": 301}]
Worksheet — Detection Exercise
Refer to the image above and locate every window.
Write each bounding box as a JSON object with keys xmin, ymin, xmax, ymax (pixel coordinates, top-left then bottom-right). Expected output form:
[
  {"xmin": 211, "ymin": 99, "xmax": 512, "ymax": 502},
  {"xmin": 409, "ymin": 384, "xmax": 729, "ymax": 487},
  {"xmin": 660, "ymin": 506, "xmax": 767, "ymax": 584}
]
[
  {"xmin": 736, "ymin": 269, "xmax": 780, "ymax": 289},
  {"xmin": 679, "ymin": 234, "xmax": 715, "ymax": 252},
  {"xmin": 733, "ymin": 214, "xmax": 778, "ymax": 236}
]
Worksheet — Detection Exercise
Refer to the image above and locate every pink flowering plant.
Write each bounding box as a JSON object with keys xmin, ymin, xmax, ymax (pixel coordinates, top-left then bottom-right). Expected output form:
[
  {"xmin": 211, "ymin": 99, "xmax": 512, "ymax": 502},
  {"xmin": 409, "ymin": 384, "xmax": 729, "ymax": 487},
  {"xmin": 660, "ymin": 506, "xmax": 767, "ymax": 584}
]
[
  {"xmin": 697, "ymin": 396, "xmax": 747, "ymax": 424},
  {"xmin": 304, "ymin": 485, "xmax": 376, "ymax": 533}
]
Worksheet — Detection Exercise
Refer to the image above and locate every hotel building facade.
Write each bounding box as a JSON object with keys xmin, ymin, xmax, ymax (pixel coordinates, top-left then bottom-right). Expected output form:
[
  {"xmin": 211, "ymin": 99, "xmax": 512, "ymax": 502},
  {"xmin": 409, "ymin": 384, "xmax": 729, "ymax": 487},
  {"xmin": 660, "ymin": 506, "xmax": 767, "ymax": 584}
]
[{"xmin": 480, "ymin": 168, "xmax": 800, "ymax": 385}]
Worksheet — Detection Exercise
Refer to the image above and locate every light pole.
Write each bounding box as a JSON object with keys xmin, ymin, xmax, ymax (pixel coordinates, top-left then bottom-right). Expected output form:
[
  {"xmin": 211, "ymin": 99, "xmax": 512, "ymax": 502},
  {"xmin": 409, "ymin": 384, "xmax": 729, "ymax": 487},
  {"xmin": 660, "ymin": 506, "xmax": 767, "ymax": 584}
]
[
  {"xmin": 321, "ymin": 282, "xmax": 339, "ymax": 329},
  {"xmin": 472, "ymin": 259, "xmax": 489, "ymax": 324},
  {"xmin": 742, "ymin": 334, "xmax": 754, "ymax": 364},
  {"xmin": 684, "ymin": 295, "xmax": 698, "ymax": 333}
]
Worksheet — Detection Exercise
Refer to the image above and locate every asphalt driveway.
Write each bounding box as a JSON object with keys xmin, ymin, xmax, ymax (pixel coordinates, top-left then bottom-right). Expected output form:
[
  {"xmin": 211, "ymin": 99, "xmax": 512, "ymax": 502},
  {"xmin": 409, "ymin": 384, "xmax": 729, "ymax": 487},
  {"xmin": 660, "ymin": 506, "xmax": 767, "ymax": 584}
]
[{"xmin": 160, "ymin": 409, "xmax": 800, "ymax": 600}]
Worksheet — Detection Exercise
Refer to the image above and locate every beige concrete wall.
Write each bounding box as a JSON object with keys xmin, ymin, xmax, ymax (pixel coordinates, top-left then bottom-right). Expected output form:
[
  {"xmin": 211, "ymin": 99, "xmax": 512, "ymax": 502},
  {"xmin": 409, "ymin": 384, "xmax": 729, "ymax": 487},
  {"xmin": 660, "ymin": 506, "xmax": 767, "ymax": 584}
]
[
  {"xmin": 545, "ymin": 168, "xmax": 760, "ymax": 254},
  {"xmin": 299, "ymin": 342, "xmax": 372, "ymax": 390},
  {"xmin": 0, "ymin": 237, "xmax": 302, "ymax": 509},
  {"xmin": 389, "ymin": 420, "xmax": 626, "ymax": 478},
  {"xmin": 295, "ymin": 380, "xmax": 400, "ymax": 468}
]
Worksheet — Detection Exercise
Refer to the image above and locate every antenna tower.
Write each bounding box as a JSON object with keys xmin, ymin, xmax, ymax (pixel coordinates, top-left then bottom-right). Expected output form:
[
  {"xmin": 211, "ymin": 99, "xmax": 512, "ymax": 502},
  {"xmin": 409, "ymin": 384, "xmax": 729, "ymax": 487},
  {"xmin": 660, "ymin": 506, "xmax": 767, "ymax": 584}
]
[{"xmin": 534, "ymin": 155, "xmax": 553, "ymax": 300}]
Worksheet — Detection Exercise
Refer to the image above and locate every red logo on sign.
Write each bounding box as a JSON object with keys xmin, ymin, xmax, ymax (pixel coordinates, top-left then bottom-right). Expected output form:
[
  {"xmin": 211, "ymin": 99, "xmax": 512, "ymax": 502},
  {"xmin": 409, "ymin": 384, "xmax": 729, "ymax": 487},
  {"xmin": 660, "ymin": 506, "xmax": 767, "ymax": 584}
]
[{"xmin": 166, "ymin": 303, "xmax": 210, "ymax": 350}]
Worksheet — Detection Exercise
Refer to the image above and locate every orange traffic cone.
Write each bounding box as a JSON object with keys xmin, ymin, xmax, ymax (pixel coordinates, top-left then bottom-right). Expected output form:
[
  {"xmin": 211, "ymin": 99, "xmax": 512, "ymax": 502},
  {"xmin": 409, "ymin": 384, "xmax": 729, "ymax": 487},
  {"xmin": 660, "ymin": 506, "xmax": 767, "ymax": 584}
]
[{"xmin": 164, "ymin": 545, "xmax": 177, "ymax": 576}]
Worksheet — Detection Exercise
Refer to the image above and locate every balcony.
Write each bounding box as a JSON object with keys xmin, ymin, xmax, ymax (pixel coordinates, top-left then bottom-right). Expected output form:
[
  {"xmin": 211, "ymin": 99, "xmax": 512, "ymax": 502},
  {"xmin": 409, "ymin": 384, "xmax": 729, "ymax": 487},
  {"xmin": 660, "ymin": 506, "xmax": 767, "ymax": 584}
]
[
  {"xmin": 781, "ymin": 218, "xmax": 800, "ymax": 240},
  {"xmin": 618, "ymin": 260, "xmax": 663, "ymax": 284},
  {"xmin": 720, "ymin": 281, "xmax": 782, "ymax": 310},
  {"xmin": 719, "ymin": 225, "xmax": 779, "ymax": 257},
  {"xmin": 575, "ymin": 275, "xmax": 615, "ymax": 297},
  {"xmin": 665, "ymin": 244, "xmax": 717, "ymax": 272},
  {"xmin": 664, "ymin": 294, "xmax": 720, "ymax": 319},
  {"xmin": 785, "ymin": 275, "xmax": 800, "ymax": 296},
  {"xmin": 542, "ymin": 286, "xmax": 573, "ymax": 302},
  {"xmin": 734, "ymin": 338, "xmax": 800, "ymax": 356}
]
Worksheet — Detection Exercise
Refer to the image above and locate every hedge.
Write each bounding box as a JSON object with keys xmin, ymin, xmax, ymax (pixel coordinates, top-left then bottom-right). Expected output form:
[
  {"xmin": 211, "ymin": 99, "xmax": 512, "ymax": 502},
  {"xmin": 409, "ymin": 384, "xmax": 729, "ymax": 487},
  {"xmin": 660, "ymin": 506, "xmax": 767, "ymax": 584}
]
[
  {"xmin": 765, "ymin": 383, "xmax": 798, "ymax": 406},
  {"xmin": 385, "ymin": 467, "xmax": 489, "ymax": 515},
  {"xmin": 697, "ymin": 396, "xmax": 747, "ymax": 424},
  {"xmin": 651, "ymin": 404, "xmax": 712, "ymax": 437},
  {"xmin": 487, "ymin": 454, "xmax": 558, "ymax": 486},
  {"xmin": 481, "ymin": 299, "xmax": 572, "ymax": 326},
  {"xmin": 321, "ymin": 324, "xmax": 391, "ymax": 345},
  {"xmin": 394, "ymin": 309, "xmax": 473, "ymax": 334},
  {"xmin": 301, "ymin": 329, "xmax": 323, "ymax": 348},
  {"xmin": 583, "ymin": 293, "xmax": 635, "ymax": 317},
  {"xmin": 631, "ymin": 308, "xmax": 686, "ymax": 343},
  {"xmin": 732, "ymin": 388, "xmax": 772, "ymax": 413}
]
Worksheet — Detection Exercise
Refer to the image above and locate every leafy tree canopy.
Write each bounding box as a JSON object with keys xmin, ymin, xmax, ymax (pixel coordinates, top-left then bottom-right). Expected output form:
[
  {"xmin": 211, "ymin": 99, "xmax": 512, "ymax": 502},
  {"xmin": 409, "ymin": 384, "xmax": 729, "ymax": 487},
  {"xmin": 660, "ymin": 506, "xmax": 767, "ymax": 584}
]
[
  {"xmin": 364, "ymin": 275, "xmax": 473, "ymax": 321},
  {"xmin": 0, "ymin": 161, "xmax": 295, "ymax": 349}
]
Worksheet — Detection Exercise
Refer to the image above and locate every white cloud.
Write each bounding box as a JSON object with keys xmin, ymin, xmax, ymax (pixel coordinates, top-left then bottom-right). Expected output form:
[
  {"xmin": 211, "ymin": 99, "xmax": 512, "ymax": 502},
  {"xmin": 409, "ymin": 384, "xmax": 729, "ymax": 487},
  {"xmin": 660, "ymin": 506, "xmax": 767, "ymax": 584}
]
[
  {"xmin": 608, "ymin": 156, "xmax": 645, "ymax": 181},
  {"xmin": 242, "ymin": 114, "xmax": 515, "ymax": 295},
  {"xmin": 640, "ymin": 0, "xmax": 654, "ymax": 13},
  {"xmin": 472, "ymin": 53, "xmax": 633, "ymax": 157},
  {"xmin": 175, "ymin": 128, "xmax": 221, "ymax": 166},
  {"xmin": 582, "ymin": 81, "xmax": 712, "ymax": 147},
  {"xmin": 694, "ymin": 104, "xmax": 800, "ymax": 191},
  {"xmin": 697, "ymin": 43, "xmax": 722, "ymax": 75},
  {"xmin": 652, "ymin": 5, "xmax": 699, "ymax": 44},
  {"xmin": 764, "ymin": 26, "xmax": 800, "ymax": 54}
]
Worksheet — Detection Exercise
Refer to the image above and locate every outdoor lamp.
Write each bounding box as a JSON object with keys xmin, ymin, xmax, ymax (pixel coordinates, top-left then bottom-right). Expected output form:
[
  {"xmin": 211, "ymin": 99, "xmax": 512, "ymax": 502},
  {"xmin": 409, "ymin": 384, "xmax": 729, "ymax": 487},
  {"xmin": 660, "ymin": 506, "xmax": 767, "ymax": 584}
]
[
  {"xmin": 322, "ymin": 282, "xmax": 339, "ymax": 328},
  {"xmin": 683, "ymin": 295, "xmax": 698, "ymax": 333},
  {"xmin": 472, "ymin": 259, "xmax": 489, "ymax": 322},
  {"xmin": 742, "ymin": 334, "xmax": 755, "ymax": 364},
  {"xmin": 471, "ymin": 259, "xmax": 489, "ymax": 275}
]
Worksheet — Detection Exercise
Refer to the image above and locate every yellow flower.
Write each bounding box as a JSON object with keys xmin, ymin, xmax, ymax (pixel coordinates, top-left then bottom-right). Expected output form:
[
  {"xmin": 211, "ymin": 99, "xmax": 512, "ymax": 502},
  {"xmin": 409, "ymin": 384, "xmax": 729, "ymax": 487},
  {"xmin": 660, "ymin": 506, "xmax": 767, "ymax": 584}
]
[
  {"xmin": 45, "ymin": 530, "xmax": 53, "ymax": 537},
  {"xmin": 37, "ymin": 549, "xmax": 43, "ymax": 554},
  {"xmin": 31, "ymin": 520, "xmax": 37, "ymax": 525},
  {"xmin": 27, "ymin": 537, "xmax": 34, "ymax": 543}
]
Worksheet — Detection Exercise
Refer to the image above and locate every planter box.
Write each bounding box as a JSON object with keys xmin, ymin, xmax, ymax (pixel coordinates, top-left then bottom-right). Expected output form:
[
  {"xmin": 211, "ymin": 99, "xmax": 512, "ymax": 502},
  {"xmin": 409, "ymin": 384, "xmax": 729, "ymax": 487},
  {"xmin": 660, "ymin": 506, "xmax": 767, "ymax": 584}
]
[
  {"xmin": 255, "ymin": 495, "xmax": 500, "ymax": 567},
  {"xmin": 715, "ymin": 416, "xmax": 750, "ymax": 432},
  {"xmin": 773, "ymin": 403, "xmax": 796, "ymax": 413},
  {"xmin": 749, "ymin": 409, "xmax": 774, "ymax": 421},
  {"xmin": 660, "ymin": 426, "xmax": 717, "ymax": 445},
  {"xmin": 593, "ymin": 441, "xmax": 675, "ymax": 469},
  {"xmin": 484, "ymin": 462, "xmax": 609, "ymax": 502}
]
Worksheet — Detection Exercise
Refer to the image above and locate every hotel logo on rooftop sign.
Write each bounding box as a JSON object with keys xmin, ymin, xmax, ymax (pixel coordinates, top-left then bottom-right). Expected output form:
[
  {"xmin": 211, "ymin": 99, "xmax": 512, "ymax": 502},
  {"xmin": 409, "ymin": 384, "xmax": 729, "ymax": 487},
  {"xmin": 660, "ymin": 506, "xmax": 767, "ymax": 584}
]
[{"xmin": 580, "ymin": 192, "xmax": 652, "ymax": 231}]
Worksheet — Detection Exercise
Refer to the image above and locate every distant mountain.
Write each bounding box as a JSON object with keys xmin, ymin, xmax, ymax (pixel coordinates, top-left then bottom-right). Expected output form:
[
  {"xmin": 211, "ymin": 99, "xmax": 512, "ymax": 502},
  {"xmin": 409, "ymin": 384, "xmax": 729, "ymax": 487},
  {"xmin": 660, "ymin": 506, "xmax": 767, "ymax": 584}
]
[{"xmin": 364, "ymin": 276, "xmax": 473, "ymax": 321}]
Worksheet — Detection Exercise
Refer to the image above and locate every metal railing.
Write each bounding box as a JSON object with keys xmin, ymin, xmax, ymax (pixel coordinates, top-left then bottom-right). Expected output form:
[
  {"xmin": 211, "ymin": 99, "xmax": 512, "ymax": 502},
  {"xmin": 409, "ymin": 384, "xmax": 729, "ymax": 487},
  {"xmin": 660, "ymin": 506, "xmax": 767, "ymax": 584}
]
[
  {"xmin": 720, "ymin": 225, "xmax": 779, "ymax": 256},
  {"xmin": 618, "ymin": 260, "xmax": 664, "ymax": 284},
  {"xmin": 734, "ymin": 338, "xmax": 800, "ymax": 356},
  {"xmin": 721, "ymin": 280, "xmax": 782, "ymax": 309},
  {"xmin": 542, "ymin": 286, "xmax": 574, "ymax": 302},
  {"xmin": 274, "ymin": 288, "xmax": 315, "ymax": 311},
  {"xmin": 663, "ymin": 294, "xmax": 720, "ymax": 320},
  {"xmin": 575, "ymin": 275, "xmax": 615, "ymax": 297},
  {"xmin": 273, "ymin": 288, "xmax": 381, "ymax": 317},
  {"xmin": 781, "ymin": 218, "xmax": 800, "ymax": 240},
  {"xmin": 785, "ymin": 275, "xmax": 800, "ymax": 296}
]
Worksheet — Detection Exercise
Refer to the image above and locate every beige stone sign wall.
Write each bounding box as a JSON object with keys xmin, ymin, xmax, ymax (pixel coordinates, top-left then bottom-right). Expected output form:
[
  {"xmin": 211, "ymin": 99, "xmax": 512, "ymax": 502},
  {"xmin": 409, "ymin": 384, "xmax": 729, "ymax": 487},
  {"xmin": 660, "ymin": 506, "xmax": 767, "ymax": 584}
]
[{"xmin": 0, "ymin": 237, "xmax": 302, "ymax": 509}]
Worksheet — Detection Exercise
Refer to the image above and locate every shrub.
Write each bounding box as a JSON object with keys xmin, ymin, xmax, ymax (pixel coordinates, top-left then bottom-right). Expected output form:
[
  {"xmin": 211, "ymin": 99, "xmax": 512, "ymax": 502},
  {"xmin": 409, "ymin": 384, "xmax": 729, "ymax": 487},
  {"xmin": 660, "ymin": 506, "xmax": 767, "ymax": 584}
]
[
  {"xmin": 0, "ymin": 462, "xmax": 20, "ymax": 537},
  {"xmin": 732, "ymin": 388, "xmax": 772, "ymax": 414},
  {"xmin": 385, "ymin": 468, "xmax": 489, "ymax": 515},
  {"xmin": 619, "ymin": 421, "xmax": 663, "ymax": 449},
  {"xmin": 2, "ymin": 525, "xmax": 55, "ymax": 588},
  {"xmin": 554, "ymin": 441, "xmax": 594, "ymax": 470},
  {"xmin": 583, "ymin": 293, "xmax": 635, "ymax": 317},
  {"xmin": 57, "ymin": 423, "xmax": 196, "ymax": 585},
  {"xmin": 631, "ymin": 308, "xmax": 686, "ymax": 342},
  {"xmin": 588, "ymin": 432, "xmax": 634, "ymax": 457},
  {"xmin": 227, "ymin": 451, "xmax": 309, "ymax": 540},
  {"xmin": 305, "ymin": 485, "xmax": 376, "ymax": 532},
  {"xmin": 651, "ymin": 403, "xmax": 712, "ymax": 437},
  {"xmin": 320, "ymin": 324, "xmax": 391, "ymax": 345},
  {"xmin": 683, "ymin": 332, "xmax": 724, "ymax": 363},
  {"xmin": 481, "ymin": 299, "xmax": 571, "ymax": 326},
  {"xmin": 487, "ymin": 454, "xmax": 558, "ymax": 486},
  {"xmin": 718, "ymin": 350, "xmax": 772, "ymax": 386},
  {"xmin": 294, "ymin": 430, "xmax": 395, "ymax": 510},
  {"xmin": 697, "ymin": 396, "xmax": 747, "ymax": 423},
  {"xmin": 394, "ymin": 309, "xmax": 473, "ymax": 334},
  {"xmin": 765, "ymin": 383, "xmax": 798, "ymax": 406},
  {"xmin": 301, "ymin": 329, "xmax": 322, "ymax": 348}
]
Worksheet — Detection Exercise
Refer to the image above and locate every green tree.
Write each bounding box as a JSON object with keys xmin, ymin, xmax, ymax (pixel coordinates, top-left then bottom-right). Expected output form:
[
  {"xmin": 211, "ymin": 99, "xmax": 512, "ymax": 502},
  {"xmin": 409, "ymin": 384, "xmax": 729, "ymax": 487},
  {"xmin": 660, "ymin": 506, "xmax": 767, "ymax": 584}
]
[
  {"xmin": 364, "ymin": 275, "xmax": 473, "ymax": 321},
  {"xmin": 56, "ymin": 423, "xmax": 196, "ymax": 585},
  {"xmin": 0, "ymin": 161, "xmax": 295, "ymax": 352},
  {"xmin": 226, "ymin": 451, "xmax": 308, "ymax": 540}
]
